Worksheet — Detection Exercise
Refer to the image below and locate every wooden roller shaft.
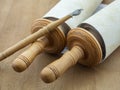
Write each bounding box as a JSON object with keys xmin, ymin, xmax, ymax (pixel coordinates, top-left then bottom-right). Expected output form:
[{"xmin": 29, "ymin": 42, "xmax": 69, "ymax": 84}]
[
  {"xmin": 12, "ymin": 18, "xmax": 70, "ymax": 72},
  {"xmin": 41, "ymin": 28, "xmax": 102, "ymax": 83}
]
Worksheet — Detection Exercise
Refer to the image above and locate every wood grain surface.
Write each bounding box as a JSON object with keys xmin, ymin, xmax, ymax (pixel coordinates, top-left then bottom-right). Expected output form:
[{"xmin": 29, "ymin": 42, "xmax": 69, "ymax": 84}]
[{"xmin": 0, "ymin": 0, "xmax": 119, "ymax": 90}]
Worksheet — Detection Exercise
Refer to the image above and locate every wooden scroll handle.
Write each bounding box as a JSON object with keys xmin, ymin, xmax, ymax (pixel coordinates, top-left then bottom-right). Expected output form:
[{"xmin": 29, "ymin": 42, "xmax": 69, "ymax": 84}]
[
  {"xmin": 40, "ymin": 46, "xmax": 84, "ymax": 83},
  {"xmin": 12, "ymin": 37, "xmax": 49, "ymax": 72}
]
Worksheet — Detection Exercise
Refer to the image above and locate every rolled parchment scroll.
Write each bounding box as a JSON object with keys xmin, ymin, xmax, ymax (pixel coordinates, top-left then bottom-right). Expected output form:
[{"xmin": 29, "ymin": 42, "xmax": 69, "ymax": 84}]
[{"xmin": 41, "ymin": 0, "xmax": 120, "ymax": 83}]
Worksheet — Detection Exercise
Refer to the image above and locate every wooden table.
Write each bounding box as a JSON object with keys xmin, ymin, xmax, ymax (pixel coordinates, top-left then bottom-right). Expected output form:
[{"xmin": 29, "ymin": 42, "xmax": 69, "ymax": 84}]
[{"xmin": 0, "ymin": 0, "xmax": 119, "ymax": 90}]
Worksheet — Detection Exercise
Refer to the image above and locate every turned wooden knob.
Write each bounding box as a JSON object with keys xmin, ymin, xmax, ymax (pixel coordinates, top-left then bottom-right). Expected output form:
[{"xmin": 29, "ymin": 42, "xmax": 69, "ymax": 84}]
[
  {"xmin": 12, "ymin": 37, "xmax": 48, "ymax": 72},
  {"xmin": 41, "ymin": 46, "xmax": 84, "ymax": 83},
  {"xmin": 12, "ymin": 18, "xmax": 70, "ymax": 72},
  {"xmin": 40, "ymin": 28, "xmax": 102, "ymax": 83}
]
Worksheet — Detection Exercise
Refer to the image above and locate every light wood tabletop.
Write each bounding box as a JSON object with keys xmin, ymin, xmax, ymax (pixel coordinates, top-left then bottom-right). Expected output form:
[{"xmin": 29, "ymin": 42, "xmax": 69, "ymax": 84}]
[{"xmin": 0, "ymin": 0, "xmax": 119, "ymax": 90}]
